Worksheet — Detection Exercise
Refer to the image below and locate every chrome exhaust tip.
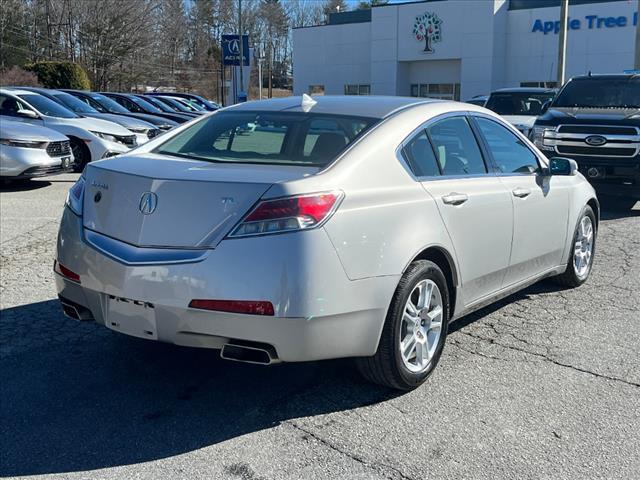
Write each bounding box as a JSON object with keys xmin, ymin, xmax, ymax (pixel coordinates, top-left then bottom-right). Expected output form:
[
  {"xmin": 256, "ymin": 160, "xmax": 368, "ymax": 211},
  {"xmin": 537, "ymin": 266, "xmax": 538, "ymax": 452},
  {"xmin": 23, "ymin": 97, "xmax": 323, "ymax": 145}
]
[
  {"xmin": 221, "ymin": 341, "xmax": 279, "ymax": 365},
  {"xmin": 59, "ymin": 296, "xmax": 94, "ymax": 321}
]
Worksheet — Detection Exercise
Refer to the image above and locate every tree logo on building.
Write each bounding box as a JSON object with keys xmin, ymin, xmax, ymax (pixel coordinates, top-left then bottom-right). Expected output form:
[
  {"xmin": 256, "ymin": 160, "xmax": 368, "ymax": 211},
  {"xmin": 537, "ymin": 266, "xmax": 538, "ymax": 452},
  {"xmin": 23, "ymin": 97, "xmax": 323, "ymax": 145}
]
[{"xmin": 413, "ymin": 12, "xmax": 442, "ymax": 53}]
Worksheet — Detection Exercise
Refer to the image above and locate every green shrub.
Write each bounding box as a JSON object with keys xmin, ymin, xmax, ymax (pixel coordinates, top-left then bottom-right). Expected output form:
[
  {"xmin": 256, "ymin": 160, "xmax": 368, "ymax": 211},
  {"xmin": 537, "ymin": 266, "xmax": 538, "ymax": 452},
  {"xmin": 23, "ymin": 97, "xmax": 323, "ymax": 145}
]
[{"xmin": 24, "ymin": 61, "xmax": 90, "ymax": 90}]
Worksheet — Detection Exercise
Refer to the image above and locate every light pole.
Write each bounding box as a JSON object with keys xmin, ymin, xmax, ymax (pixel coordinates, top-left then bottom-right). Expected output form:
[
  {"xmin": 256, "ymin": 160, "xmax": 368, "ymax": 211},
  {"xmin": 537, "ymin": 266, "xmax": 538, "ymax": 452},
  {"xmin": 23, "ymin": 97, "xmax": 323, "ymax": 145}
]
[
  {"xmin": 556, "ymin": 0, "xmax": 569, "ymax": 87},
  {"xmin": 257, "ymin": 47, "xmax": 265, "ymax": 101},
  {"xmin": 238, "ymin": 0, "xmax": 244, "ymax": 96}
]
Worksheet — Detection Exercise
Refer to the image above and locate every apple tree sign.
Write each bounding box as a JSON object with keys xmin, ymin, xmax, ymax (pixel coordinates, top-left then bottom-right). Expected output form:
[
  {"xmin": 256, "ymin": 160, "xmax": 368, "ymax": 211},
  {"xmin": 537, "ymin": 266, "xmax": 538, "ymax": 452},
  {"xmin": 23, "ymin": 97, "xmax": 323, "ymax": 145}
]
[{"xmin": 413, "ymin": 12, "xmax": 442, "ymax": 53}]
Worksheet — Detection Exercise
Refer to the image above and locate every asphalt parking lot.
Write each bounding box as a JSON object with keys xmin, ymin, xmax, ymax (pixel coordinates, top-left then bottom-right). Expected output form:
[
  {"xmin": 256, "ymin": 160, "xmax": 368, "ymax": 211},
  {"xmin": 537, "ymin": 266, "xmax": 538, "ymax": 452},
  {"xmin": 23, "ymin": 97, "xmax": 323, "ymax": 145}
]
[{"xmin": 1, "ymin": 174, "xmax": 638, "ymax": 480}]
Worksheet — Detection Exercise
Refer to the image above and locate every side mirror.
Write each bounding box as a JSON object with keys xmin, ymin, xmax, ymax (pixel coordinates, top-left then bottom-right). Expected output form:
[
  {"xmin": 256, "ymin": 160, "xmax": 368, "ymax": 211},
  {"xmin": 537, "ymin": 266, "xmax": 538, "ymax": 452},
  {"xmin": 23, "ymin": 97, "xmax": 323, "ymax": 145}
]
[
  {"xmin": 540, "ymin": 100, "xmax": 552, "ymax": 114},
  {"xmin": 17, "ymin": 109, "xmax": 38, "ymax": 119},
  {"xmin": 547, "ymin": 157, "xmax": 578, "ymax": 176}
]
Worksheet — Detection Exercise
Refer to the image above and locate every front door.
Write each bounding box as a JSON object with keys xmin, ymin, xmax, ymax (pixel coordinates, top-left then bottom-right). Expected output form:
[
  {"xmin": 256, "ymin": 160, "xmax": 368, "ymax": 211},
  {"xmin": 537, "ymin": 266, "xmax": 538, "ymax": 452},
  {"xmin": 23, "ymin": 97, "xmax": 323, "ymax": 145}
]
[{"xmin": 473, "ymin": 116, "xmax": 570, "ymax": 287}]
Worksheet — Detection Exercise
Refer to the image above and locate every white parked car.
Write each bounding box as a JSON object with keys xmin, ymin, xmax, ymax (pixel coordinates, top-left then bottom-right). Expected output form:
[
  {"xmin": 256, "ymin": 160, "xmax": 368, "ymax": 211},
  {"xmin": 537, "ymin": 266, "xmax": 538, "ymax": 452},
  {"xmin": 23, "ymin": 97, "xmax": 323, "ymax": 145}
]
[
  {"xmin": 1, "ymin": 120, "xmax": 73, "ymax": 179},
  {"xmin": 485, "ymin": 88, "xmax": 556, "ymax": 138},
  {"xmin": 55, "ymin": 96, "xmax": 598, "ymax": 390},
  {"xmin": 0, "ymin": 89, "xmax": 136, "ymax": 170}
]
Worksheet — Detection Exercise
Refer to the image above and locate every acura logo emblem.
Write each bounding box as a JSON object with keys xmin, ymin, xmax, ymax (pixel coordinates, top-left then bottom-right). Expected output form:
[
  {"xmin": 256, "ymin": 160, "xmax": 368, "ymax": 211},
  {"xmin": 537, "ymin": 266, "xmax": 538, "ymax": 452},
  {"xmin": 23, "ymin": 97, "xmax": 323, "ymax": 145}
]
[
  {"xmin": 139, "ymin": 192, "xmax": 158, "ymax": 215},
  {"xmin": 228, "ymin": 39, "xmax": 240, "ymax": 54},
  {"xmin": 585, "ymin": 135, "xmax": 607, "ymax": 146}
]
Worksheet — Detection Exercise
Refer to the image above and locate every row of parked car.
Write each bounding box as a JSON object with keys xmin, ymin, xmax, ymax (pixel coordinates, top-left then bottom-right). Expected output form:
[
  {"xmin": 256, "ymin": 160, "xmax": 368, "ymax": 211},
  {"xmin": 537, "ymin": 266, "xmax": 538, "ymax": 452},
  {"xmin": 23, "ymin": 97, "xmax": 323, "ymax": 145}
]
[{"xmin": 0, "ymin": 88, "xmax": 219, "ymax": 180}]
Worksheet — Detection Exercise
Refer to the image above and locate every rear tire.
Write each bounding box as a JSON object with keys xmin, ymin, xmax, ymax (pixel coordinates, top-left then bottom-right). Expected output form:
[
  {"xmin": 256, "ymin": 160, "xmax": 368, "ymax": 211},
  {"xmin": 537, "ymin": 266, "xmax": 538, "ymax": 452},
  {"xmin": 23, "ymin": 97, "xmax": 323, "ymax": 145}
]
[
  {"xmin": 555, "ymin": 205, "xmax": 596, "ymax": 288},
  {"xmin": 356, "ymin": 260, "xmax": 450, "ymax": 390}
]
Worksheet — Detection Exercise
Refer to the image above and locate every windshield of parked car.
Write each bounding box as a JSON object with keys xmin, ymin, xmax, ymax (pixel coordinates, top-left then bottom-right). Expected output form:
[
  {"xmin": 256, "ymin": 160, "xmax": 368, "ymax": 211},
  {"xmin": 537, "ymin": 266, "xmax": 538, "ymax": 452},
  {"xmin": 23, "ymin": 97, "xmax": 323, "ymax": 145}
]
[
  {"xmin": 53, "ymin": 92, "xmax": 99, "ymax": 114},
  {"xmin": 90, "ymin": 93, "xmax": 131, "ymax": 114},
  {"xmin": 178, "ymin": 99, "xmax": 204, "ymax": 111},
  {"xmin": 160, "ymin": 97, "xmax": 192, "ymax": 112},
  {"xmin": 553, "ymin": 77, "xmax": 640, "ymax": 108},
  {"xmin": 485, "ymin": 92, "xmax": 555, "ymax": 116},
  {"xmin": 156, "ymin": 111, "xmax": 377, "ymax": 167},
  {"xmin": 18, "ymin": 93, "xmax": 79, "ymax": 118},
  {"xmin": 127, "ymin": 95, "xmax": 163, "ymax": 113},
  {"xmin": 142, "ymin": 96, "xmax": 175, "ymax": 112}
]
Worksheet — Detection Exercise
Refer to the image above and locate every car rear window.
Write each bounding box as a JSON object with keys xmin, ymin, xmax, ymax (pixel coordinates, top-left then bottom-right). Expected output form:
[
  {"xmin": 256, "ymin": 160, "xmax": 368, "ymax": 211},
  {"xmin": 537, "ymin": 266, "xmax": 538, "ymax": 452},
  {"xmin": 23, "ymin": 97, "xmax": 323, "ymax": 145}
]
[{"xmin": 156, "ymin": 111, "xmax": 377, "ymax": 167}]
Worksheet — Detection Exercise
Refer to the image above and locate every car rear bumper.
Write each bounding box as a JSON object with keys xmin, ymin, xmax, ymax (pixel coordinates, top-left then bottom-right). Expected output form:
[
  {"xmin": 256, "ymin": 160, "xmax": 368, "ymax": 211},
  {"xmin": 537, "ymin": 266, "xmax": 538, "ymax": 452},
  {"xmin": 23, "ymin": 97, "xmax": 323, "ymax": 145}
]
[{"xmin": 55, "ymin": 208, "xmax": 398, "ymax": 362}]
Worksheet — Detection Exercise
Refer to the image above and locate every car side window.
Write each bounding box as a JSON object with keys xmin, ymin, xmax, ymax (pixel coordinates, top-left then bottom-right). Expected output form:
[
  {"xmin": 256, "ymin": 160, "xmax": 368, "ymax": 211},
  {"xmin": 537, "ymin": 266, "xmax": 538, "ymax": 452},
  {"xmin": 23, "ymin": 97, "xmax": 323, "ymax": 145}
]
[
  {"xmin": 116, "ymin": 97, "xmax": 137, "ymax": 112},
  {"xmin": 427, "ymin": 117, "xmax": 487, "ymax": 176},
  {"xmin": 0, "ymin": 94, "xmax": 23, "ymax": 117},
  {"xmin": 475, "ymin": 117, "xmax": 540, "ymax": 174},
  {"xmin": 85, "ymin": 97, "xmax": 105, "ymax": 113},
  {"xmin": 402, "ymin": 131, "xmax": 440, "ymax": 177}
]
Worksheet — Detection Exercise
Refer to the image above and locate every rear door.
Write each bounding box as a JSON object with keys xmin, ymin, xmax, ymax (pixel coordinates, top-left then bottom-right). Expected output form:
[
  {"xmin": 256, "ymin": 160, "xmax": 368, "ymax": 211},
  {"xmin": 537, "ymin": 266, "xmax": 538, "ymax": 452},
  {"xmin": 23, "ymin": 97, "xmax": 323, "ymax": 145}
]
[
  {"xmin": 412, "ymin": 114, "xmax": 513, "ymax": 306},
  {"xmin": 472, "ymin": 114, "xmax": 570, "ymax": 286}
]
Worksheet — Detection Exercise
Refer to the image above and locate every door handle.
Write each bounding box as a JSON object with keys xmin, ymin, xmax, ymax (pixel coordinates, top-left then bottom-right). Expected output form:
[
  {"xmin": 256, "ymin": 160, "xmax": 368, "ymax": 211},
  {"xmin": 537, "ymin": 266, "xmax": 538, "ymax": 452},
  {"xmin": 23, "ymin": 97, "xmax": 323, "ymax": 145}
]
[
  {"xmin": 512, "ymin": 187, "xmax": 531, "ymax": 198},
  {"xmin": 442, "ymin": 193, "xmax": 469, "ymax": 205}
]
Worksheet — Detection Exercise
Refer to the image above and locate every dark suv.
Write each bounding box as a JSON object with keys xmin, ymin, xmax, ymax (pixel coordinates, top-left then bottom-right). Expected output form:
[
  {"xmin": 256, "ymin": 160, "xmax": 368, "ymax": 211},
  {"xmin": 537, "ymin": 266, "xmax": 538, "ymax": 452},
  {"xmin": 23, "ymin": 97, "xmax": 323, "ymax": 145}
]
[{"xmin": 532, "ymin": 74, "xmax": 639, "ymax": 205}]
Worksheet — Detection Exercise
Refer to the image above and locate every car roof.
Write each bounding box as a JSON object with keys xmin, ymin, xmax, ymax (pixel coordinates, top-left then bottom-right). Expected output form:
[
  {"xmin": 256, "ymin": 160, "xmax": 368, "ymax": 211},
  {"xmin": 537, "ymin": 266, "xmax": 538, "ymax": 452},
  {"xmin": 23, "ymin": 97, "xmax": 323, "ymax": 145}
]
[
  {"xmin": 569, "ymin": 73, "xmax": 639, "ymax": 80},
  {"xmin": 10, "ymin": 86, "xmax": 62, "ymax": 97},
  {"xmin": 227, "ymin": 95, "xmax": 441, "ymax": 119},
  {"xmin": 1, "ymin": 88, "xmax": 39, "ymax": 96},
  {"xmin": 491, "ymin": 87, "xmax": 556, "ymax": 94}
]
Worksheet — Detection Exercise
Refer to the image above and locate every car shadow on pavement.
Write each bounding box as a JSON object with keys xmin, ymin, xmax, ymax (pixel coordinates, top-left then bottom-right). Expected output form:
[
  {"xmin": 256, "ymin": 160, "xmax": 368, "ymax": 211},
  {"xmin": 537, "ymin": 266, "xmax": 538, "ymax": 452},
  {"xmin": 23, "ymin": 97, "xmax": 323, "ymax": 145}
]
[
  {"xmin": 598, "ymin": 197, "xmax": 639, "ymax": 220},
  {"xmin": 0, "ymin": 299, "xmax": 399, "ymax": 477},
  {"xmin": 0, "ymin": 179, "xmax": 52, "ymax": 192}
]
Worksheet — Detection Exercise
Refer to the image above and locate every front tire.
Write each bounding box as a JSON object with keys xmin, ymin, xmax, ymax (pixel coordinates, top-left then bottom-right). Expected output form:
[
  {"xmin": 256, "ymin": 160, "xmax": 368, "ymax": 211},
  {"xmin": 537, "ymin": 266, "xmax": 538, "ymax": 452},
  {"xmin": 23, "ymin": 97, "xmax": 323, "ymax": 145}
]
[
  {"xmin": 70, "ymin": 138, "xmax": 90, "ymax": 173},
  {"xmin": 555, "ymin": 205, "xmax": 596, "ymax": 287},
  {"xmin": 356, "ymin": 260, "xmax": 450, "ymax": 390}
]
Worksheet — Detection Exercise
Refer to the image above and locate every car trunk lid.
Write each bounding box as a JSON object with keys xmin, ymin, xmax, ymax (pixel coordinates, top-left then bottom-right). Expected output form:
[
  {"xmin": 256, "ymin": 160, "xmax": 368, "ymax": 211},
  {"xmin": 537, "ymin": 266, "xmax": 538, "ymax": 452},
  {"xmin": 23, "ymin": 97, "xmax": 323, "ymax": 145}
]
[{"xmin": 82, "ymin": 154, "xmax": 318, "ymax": 248}]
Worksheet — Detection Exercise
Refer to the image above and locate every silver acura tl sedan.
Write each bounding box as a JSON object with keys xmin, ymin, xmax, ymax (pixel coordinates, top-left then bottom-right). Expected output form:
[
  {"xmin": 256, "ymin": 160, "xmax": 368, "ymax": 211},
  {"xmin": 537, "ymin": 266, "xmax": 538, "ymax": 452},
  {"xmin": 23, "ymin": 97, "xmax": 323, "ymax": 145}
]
[{"xmin": 55, "ymin": 95, "xmax": 598, "ymax": 390}]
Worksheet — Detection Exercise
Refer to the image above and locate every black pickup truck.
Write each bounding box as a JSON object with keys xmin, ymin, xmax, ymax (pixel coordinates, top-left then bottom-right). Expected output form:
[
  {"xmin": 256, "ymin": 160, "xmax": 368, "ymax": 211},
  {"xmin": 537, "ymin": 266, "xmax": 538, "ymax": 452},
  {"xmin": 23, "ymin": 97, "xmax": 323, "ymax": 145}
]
[{"xmin": 532, "ymin": 74, "xmax": 639, "ymax": 206}]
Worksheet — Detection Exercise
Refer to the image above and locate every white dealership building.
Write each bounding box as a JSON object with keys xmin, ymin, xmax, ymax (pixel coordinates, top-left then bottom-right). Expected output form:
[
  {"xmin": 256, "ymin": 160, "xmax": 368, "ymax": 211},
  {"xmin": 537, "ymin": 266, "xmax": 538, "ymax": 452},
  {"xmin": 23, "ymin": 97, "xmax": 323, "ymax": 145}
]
[{"xmin": 292, "ymin": 0, "xmax": 638, "ymax": 101}]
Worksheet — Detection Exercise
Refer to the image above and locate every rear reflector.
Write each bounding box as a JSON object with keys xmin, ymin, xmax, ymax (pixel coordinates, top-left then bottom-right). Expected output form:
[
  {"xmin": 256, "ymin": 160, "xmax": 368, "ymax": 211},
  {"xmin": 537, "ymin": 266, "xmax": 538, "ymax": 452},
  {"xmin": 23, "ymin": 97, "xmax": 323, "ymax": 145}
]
[
  {"xmin": 54, "ymin": 261, "xmax": 81, "ymax": 283},
  {"xmin": 189, "ymin": 299, "xmax": 275, "ymax": 316}
]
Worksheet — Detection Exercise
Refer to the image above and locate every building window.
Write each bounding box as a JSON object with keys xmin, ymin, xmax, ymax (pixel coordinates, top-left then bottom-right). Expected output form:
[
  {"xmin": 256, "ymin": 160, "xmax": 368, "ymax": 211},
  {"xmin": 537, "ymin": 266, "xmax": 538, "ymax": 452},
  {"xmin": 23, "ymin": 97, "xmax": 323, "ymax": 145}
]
[
  {"xmin": 410, "ymin": 83, "xmax": 460, "ymax": 101},
  {"xmin": 308, "ymin": 85, "xmax": 325, "ymax": 96},
  {"xmin": 520, "ymin": 81, "xmax": 557, "ymax": 88},
  {"xmin": 345, "ymin": 84, "xmax": 370, "ymax": 95}
]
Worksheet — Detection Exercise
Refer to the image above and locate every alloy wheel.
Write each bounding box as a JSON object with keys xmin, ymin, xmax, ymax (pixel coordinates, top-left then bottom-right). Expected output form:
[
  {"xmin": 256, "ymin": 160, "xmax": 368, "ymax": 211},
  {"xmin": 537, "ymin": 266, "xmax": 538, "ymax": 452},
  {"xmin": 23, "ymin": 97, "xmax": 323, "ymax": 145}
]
[
  {"xmin": 573, "ymin": 215, "xmax": 594, "ymax": 279},
  {"xmin": 399, "ymin": 279, "xmax": 443, "ymax": 373}
]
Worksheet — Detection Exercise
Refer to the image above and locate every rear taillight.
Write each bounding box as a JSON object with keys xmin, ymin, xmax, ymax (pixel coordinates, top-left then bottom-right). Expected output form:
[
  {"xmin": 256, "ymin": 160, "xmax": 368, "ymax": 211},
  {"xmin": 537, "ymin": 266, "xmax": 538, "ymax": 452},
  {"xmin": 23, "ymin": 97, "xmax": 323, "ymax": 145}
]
[
  {"xmin": 54, "ymin": 261, "xmax": 81, "ymax": 283},
  {"xmin": 229, "ymin": 191, "xmax": 343, "ymax": 238},
  {"xmin": 189, "ymin": 299, "xmax": 275, "ymax": 316},
  {"xmin": 66, "ymin": 176, "xmax": 85, "ymax": 215}
]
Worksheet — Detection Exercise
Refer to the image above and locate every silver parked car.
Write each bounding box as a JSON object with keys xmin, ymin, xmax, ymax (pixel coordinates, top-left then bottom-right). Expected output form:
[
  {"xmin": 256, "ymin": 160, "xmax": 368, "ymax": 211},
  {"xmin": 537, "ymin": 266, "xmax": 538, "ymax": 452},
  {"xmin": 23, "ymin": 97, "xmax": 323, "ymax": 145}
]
[
  {"xmin": 1, "ymin": 120, "xmax": 73, "ymax": 179},
  {"xmin": 55, "ymin": 96, "xmax": 598, "ymax": 390}
]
